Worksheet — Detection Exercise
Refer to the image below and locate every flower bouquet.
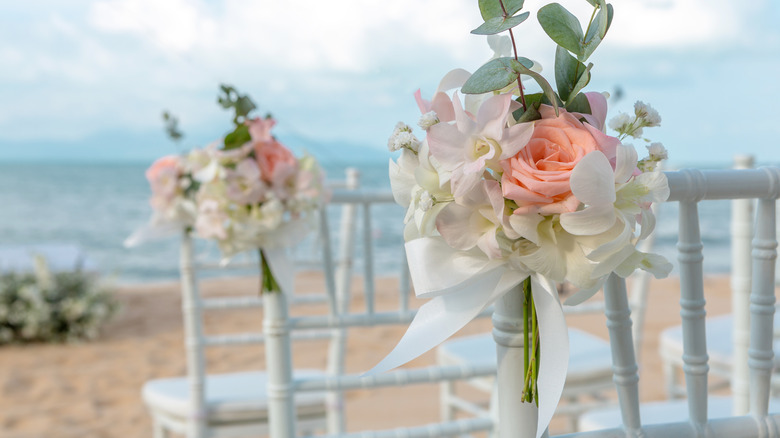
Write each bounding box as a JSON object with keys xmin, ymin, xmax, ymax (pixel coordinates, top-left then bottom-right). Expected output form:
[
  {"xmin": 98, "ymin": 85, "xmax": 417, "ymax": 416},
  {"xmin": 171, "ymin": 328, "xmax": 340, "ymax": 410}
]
[
  {"xmin": 374, "ymin": 1, "xmax": 672, "ymax": 436},
  {"xmin": 127, "ymin": 85, "xmax": 327, "ymax": 294}
]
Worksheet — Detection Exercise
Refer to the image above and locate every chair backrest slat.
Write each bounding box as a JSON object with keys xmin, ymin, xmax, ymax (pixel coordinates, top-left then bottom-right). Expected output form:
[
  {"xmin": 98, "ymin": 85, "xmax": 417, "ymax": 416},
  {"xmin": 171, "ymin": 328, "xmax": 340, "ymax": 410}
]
[
  {"xmin": 603, "ymin": 274, "xmax": 642, "ymax": 435},
  {"xmin": 362, "ymin": 202, "xmax": 376, "ymax": 314},
  {"xmin": 730, "ymin": 158, "xmax": 754, "ymax": 415},
  {"xmin": 180, "ymin": 233, "xmax": 207, "ymax": 437},
  {"xmin": 749, "ymin": 196, "xmax": 778, "ymax": 418},
  {"xmin": 677, "ymin": 198, "xmax": 710, "ymax": 428}
]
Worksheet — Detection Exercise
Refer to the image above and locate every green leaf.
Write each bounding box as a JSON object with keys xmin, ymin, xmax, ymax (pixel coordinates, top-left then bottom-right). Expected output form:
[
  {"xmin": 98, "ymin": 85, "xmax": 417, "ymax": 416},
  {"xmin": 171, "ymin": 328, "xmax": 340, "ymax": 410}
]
[
  {"xmin": 565, "ymin": 92, "xmax": 592, "ymax": 114},
  {"xmin": 223, "ymin": 124, "xmax": 251, "ymax": 150},
  {"xmin": 471, "ymin": 12, "xmax": 530, "ymax": 35},
  {"xmin": 234, "ymin": 95, "xmax": 257, "ymax": 119},
  {"xmin": 162, "ymin": 110, "xmax": 184, "ymax": 141},
  {"xmin": 537, "ymin": 3, "xmax": 584, "ymax": 57},
  {"xmin": 568, "ymin": 62, "xmax": 593, "ymax": 99},
  {"xmin": 511, "ymin": 60, "xmax": 560, "ymax": 116},
  {"xmin": 505, "ymin": 0, "xmax": 525, "ymax": 16},
  {"xmin": 606, "ymin": 4, "xmax": 614, "ymax": 34},
  {"xmin": 554, "ymin": 45, "xmax": 585, "ymax": 103},
  {"xmin": 584, "ymin": 4, "xmax": 607, "ymax": 43},
  {"xmin": 462, "ymin": 57, "xmax": 531, "ymax": 94},
  {"xmin": 478, "ymin": 0, "xmax": 525, "ymax": 20}
]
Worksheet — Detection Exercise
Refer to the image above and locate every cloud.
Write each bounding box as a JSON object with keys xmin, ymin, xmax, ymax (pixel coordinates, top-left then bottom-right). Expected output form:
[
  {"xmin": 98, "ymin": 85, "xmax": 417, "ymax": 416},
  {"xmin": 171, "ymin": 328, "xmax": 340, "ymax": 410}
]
[{"xmin": 0, "ymin": 0, "xmax": 778, "ymax": 164}]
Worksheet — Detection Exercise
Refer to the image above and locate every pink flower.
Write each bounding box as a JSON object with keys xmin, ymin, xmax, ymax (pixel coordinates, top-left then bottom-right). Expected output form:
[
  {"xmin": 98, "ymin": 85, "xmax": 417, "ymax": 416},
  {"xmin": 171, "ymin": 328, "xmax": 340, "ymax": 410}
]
[
  {"xmin": 146, "ymin": 155, "xmax": 182, "ymax": 210},
  {"xmin": 254, "ymin": 139, "xmax": 296, "ymax": 184},
  {"xmin": 225, "ymin": 159, "xmax": 266, "ymax": 205},
  {"xmin": 427, "ymin": 92, "xmax": 533, "ymax": 198},
  {"xmin": 500, "ymin": 106, "xmax": 620, "ymax": 215},
  {"xmin": 247, "ymin": 117, "xmax": 276, "ymax": 142},
  {"xmin": 246, "ymin": 117, "xmax": 297, "ymax": 184}
]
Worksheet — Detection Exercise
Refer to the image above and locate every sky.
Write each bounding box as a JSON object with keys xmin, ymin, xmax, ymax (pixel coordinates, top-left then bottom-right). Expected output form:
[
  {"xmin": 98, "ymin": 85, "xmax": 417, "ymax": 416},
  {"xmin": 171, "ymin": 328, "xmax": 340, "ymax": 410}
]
[{"xmin": 1, "ymin": 0, "xmax": 779, "ymax": 167}]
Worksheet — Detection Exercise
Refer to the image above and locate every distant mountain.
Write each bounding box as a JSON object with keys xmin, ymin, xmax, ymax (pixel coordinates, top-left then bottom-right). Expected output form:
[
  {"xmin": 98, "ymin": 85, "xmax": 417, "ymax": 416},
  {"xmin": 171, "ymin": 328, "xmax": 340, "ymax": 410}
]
[
  {"xmin": 276, "ymin": 131, "xmax": 387, "ymax": 166},
  {"xmin": 0, "ymin": 128, "xmax": 388, "ymax": 165}
]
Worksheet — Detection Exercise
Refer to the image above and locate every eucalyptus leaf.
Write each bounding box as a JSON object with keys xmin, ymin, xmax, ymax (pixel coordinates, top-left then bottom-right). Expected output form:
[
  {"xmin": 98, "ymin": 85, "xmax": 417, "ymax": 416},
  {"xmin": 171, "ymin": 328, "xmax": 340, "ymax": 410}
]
[
  {"xmin": 564, "ymin": 92, "xmax": 592, "ymax": 114},
  {"xmin": 515, "ymin": 101, "xmax": 541, "ymax": 122},
  {"xmin": 554, "ymin": 45, "xmax": 585, "ymax": 102},
  {"xmin": 537, "ymin": 3, "xmax": 584, "ymax": 57},
  {"xmin": 471, "ymin": 12, "xmax": 530, "ymax": 35},
  {"xmin": 606, "ymin": 4, "xmax": 614, "ymax": 33},
  {"xmin": 580, "ymin": 34, "xmax": 602, "ymax": 61},
  {"xmin": 584, "ymin": 5, "xmax": 607, "ymax": 44},
  {"xmin": 505, "ymin": 0, "xmax": 525, "ymax": 16},
  {"xmin": 568, "ymin": 62, "xmax": 593, "ymax": 99},
  {"xmin": 479, "ymin": 0, "xmax": 525, "ymax": 20},
  {"xmin": 223, "ymin": 125, "xmax": 251, "ymax": 150},
  {"xmin": 512, "ymin": 60, "xmax": 560, "ymax": 116},
  {"xmin": 462, "ymin": 57, "xmax": 533, "ymax": 94},
  {"xmin": 235, "ymin": 96, "xmax": 256, "ymax": 119}
]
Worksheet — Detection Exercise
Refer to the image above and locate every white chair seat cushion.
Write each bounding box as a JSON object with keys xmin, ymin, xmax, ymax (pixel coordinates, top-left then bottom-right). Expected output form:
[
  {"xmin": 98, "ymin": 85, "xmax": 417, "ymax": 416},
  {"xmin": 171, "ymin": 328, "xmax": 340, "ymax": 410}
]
[
  {"xmin": 142, "ymin": 370, "xmax": 327, "ymax": 423},
  {"xmin": 579, "ymin": 396, "xmax": 780, "ymax": 431},
  {"xmin": 660, "ymin": 313, "xmax": 780, "ymax": 370},
  {"xmin": 437, "ymin": 328, "xmax": 613, "ymax": 384}
]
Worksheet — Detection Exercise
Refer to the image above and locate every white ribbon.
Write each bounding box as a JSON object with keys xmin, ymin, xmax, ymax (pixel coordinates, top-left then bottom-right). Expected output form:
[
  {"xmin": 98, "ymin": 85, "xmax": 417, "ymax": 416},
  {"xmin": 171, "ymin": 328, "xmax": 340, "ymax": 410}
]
[
  {"xmin": 368, "ymin": 236, "xmax": 569, "ymax": 438},
  {"xmin": 263, "ymin": 247, "xmax": 295, "ymax": 295}
]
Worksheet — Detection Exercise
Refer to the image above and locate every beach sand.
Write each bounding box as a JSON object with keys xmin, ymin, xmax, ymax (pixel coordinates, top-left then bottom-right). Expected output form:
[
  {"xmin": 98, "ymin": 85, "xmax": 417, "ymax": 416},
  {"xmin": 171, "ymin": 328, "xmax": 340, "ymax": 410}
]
[{"xmin": 0, "ymin": 273, "xmax": 738, "ymax": 437}]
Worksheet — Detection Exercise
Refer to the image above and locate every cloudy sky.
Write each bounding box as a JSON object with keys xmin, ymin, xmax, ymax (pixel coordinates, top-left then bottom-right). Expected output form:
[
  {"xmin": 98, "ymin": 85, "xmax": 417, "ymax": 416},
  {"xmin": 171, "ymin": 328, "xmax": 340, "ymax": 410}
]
[{"xmin": 1, "ymin": 0, "xmax": 779, "ymax": 166}]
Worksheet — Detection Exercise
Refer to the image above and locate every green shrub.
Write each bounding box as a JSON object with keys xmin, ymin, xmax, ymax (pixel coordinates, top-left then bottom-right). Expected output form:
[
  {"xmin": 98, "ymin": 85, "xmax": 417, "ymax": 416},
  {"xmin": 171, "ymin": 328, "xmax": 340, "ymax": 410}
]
[{"xmin": 0, "ymin": 257, "xmax": 118, "ymax": 344}]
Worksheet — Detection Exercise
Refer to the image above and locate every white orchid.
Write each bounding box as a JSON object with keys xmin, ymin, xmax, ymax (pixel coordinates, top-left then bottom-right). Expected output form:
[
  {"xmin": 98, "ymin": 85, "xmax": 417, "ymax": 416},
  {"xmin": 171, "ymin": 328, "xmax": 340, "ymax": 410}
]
[
  {"xmin": 427, "ymin": 92, "xmax": 533, "ymax": 198},
  {"xmin": 435, "ymin": 180, "xmax": 506, "ymax": 259}
]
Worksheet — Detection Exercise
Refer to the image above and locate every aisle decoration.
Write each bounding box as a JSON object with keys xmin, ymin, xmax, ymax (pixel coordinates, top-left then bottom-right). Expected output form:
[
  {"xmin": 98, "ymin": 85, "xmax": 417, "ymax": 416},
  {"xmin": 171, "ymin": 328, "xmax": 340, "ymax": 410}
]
[
  {"xmin": 375, "ymin": 1, "xmax": 672, "ymax": 436},
  {"xmin": 126, "ymin": 85, "xmax": 327, "ymax": 294}
]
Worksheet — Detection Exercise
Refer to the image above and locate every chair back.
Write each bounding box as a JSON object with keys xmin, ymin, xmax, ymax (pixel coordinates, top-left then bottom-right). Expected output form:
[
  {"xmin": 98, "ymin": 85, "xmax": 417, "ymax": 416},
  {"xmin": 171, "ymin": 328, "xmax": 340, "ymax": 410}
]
[
  {"xmin": 176, "ymin": 169, "xmax": 360, "ymax": 438},
  {"xmin": 262, "ymin": 189, "xmax": 498, "ymax": 438},
  {"xmin": 561, "ymin": 166, "xmax": 780, "ymax": 438}
]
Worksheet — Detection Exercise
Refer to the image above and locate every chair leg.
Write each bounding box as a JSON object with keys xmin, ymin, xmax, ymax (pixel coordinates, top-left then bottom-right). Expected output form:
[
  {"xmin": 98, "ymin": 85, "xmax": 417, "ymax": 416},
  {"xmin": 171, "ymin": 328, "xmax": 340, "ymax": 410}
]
[
  {"xmin": 565, "ymin": 396, "xmax": 579, "ymax": 432},
  {"xmin": 440, "ymin": 379, "xmax": 456, "ymax": 421},
  {"xmin": 152, "ymin": 417, "xmax": 169, "ymax": 438},
  {"xmin": 663, "ymin": 361, "xmax": 680, "ymax": 399}
]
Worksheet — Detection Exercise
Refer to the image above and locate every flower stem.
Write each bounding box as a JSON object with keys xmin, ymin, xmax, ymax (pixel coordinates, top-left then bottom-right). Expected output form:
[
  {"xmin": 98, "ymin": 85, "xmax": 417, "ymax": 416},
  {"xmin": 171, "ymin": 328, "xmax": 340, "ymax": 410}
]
[
  {"xmin": 521, "ymin": 277, "xmax": 539, "ymax": 404},
  {"xmin": 259, "ymin": 249, "xmax": 280, "ymax": 294},
  {"xmin": 498, "ymin": 0, "xmax": 527, "ymax": 111}
]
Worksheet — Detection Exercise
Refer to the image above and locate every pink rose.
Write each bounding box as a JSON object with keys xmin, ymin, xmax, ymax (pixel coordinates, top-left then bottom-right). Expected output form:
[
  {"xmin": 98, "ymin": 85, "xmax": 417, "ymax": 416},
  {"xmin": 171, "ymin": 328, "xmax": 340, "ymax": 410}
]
[
  {"xmin": 245, "ymin": 117, "xmax": 297, "ymax": 183},
  {"xmin": 501, "ymin": 106, "xmax": 620, "ymax": 215},
  {"xmin": 254, "ymin": 139, "xmax": 296, "ymax": 184},
  {"xmin": 145, "ymin": 155, "xmax": 182, "ymax": 209}
]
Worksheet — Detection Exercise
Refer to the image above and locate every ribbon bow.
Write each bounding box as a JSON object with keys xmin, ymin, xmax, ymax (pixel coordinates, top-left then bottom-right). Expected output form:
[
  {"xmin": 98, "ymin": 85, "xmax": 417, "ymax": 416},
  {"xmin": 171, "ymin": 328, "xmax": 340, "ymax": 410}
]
[{"xmin": 369, "ymin": 236, "xmax": 570, "ymax": 438}]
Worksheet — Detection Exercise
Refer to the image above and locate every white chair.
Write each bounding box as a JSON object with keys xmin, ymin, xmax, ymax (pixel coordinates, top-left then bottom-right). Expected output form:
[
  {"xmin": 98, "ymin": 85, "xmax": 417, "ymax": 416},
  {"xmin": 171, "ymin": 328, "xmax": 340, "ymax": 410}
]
[
  {"xmin": 437, "ymin": 217, "xmax": 659, "ymax": 432},
  {"xmin": 573, "ymin": 166, "xmax": 780, "ymax": 436},
  {"xmin": 261, "ymin": 189, "xmax": 499, "ymax": 437},
  {"xmin": 657, "ymin": 155, "xmax": 780, "ymax": 407},
  {"xmin": 141, "ymin": 170, "xmax": 361, "ymax": 438}
]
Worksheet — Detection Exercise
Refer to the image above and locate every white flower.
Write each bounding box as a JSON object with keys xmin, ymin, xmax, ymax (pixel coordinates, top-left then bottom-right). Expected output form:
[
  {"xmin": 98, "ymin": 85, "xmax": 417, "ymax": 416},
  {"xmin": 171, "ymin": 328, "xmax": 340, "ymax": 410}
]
[
  {"xmin": 225, "ymin": 159, "xmax": 266, "ymax": 205},
  {"xmin": 608, "ymin": 112, "xmax": 631, "ymax": 132},
  {"xmin": 419, "ymin": 191, "xmax": 434, "ymax": 211},
  {"xmin": 634, "ymin": 101, "xmax": 661, "ymax": 127},
  {"xmin": 418, "ymin": 111, "xmax": 440, "ymax": 130},
  {"xmin": 195, "ymin": 198, "xmax": 229, "ymax": 240},
  {"xmin": 646, "ymin": 142, "xmax": 668, "ymax": 161},
  {"xmin": 387, "ymin": 122, "xmax": 420, "ymax": 152},
  {"xmin": 436, "ymin": 180, "xmax": 505, "ymax": 259}
]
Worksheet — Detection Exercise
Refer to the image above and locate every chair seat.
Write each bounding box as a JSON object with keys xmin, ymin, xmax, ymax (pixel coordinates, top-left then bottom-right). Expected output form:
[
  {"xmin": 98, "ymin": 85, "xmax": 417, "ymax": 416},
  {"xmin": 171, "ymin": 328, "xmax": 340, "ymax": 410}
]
[
  {"xmin": 438, "ymin": 328, "xmax": 613, "ymax": 385},
  {"xmin": 659, "ymin": 313, "xmax": 780, "ymax": 371},
  {"xmin": 142, "ymin": 370, "xmax": 327, "ymax": 423},
  {"xmin": 579, "ymin": 396, "xmax": 780, "ymax": 431}
]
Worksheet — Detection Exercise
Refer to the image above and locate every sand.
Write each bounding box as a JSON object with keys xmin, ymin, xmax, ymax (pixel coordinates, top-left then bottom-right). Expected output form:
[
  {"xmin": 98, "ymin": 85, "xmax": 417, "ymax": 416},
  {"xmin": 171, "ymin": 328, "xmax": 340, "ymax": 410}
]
[{"xmin": 0, "ymin": 273, "xmax": 738, "ymax": 437}]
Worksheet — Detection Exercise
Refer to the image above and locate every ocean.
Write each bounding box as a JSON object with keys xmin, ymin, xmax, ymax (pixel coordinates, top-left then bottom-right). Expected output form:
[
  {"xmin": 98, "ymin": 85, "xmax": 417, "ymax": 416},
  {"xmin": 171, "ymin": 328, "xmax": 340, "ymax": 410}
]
[{"xmin": 0, "ymin": 161, "xmax": 740, "ymax": 284}]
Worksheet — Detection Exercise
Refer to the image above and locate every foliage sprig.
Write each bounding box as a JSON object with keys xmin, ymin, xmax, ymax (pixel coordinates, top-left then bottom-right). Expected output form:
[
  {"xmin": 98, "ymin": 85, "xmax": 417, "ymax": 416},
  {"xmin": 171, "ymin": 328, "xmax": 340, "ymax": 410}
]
[{"xmin": 463, "ymin": 0, "xmax": 614, "ymax": 122}]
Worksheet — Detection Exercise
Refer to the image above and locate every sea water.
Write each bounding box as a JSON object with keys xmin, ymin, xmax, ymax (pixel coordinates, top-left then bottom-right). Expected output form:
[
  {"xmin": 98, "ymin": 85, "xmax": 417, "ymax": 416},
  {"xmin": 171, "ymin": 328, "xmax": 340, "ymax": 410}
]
[{"xmin": 0, "ymin": 162, "xmax": 738, "ymax": 284}]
